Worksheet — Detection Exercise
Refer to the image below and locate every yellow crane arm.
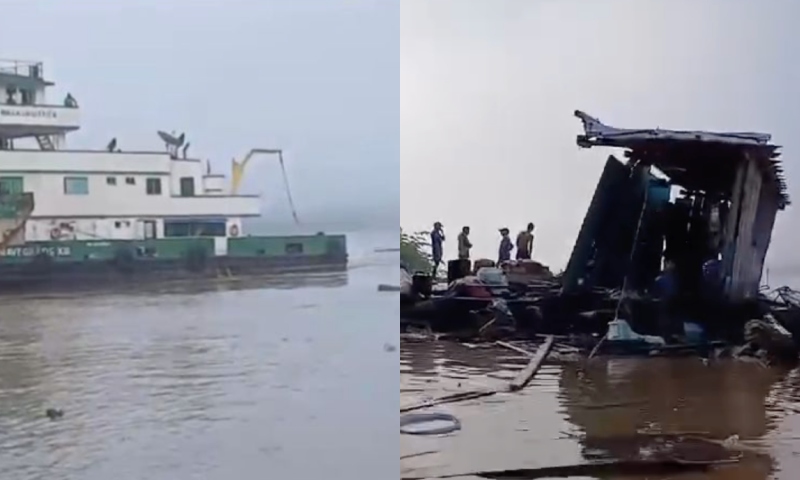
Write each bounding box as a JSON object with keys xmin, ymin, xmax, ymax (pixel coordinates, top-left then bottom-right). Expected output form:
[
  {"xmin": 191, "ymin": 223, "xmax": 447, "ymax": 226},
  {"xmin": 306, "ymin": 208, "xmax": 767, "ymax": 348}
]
[
  {"xmin": 230, "ymin": 148, "xmax": 299, "ymax": 224},
  {"xmin": 231, "ymin": 148, "xmax": 283, "ymax": 195}
]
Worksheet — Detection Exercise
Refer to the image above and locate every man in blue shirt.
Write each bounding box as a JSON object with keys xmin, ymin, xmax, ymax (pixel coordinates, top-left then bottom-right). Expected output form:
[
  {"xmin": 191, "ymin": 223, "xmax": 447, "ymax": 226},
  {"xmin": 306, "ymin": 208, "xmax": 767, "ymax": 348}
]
[
  {"xmin": 430, "ymin": 221, "xmax": 445, "ymax": 278},
  {"xmin": 498, "ymin": 228, "xmax": 513, "ymax": 264},
  {"xmin": 653, "ymin": 260, "xmax": 678, "ymax": 300}
]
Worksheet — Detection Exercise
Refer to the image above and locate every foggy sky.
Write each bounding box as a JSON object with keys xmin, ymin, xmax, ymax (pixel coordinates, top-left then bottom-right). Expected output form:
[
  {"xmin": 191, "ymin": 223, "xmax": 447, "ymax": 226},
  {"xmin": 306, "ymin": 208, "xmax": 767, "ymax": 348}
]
[
  {"xmin": 0, "ymin": 0, "xmax": 399, "ymax": 225},
  {"xmin": 402, "ymin": 0, "xmax": 800, "ymax": 273}
]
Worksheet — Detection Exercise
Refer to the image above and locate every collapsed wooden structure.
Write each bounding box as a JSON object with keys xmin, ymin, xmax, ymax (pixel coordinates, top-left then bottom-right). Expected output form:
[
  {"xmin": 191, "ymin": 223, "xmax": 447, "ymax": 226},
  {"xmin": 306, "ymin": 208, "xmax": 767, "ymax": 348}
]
[
  {"xmin": 567, "ymin": 110, "xmax": 789, "ymax": 303},
  {"xmin": 401, "ymin": 111, "xmax": 797, "ymax": 352}
]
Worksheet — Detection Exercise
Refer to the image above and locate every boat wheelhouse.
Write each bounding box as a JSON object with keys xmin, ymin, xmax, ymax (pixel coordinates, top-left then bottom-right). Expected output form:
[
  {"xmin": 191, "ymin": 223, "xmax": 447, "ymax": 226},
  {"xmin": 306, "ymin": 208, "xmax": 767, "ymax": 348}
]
[{"xmin": 0, "ymin": 58, "xmax": 269, "ymax": 254}]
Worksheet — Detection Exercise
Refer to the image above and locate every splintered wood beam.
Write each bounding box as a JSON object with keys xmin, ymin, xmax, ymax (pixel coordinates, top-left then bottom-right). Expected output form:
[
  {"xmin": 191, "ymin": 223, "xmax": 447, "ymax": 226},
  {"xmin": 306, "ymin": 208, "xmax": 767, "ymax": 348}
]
[{"xmin": 509, "ymin": 335, "xmax": 555, "ymax": 392}]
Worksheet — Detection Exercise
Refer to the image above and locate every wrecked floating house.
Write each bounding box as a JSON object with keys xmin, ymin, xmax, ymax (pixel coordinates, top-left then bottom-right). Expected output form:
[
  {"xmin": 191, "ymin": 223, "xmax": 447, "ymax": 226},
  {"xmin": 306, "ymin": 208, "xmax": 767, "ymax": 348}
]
[{"xmin": 564, "ymin": 111, "xmax": 789, "ymax": 304}]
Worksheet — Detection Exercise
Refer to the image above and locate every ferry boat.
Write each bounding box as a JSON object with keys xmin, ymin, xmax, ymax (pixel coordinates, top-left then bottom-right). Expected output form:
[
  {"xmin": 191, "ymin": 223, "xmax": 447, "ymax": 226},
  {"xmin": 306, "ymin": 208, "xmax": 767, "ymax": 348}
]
[{"xmin": 0, "ymin": 58, "xmax": 347, "ymax": 291}]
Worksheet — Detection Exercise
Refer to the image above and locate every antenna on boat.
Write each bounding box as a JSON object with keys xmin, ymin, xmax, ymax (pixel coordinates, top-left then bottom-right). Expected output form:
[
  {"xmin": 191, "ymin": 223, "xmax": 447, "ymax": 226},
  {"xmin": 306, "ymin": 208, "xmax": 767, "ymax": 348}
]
[
  {"xmin": 232, "ymin": 148, "xmax": 300, "ymax": 224},
  {"xmin": 157, "ymin": 130, "xmax": 182, "ymax": 158},
  {"xmin": 182, "ymin": 142, "xmax": 190, "ymax": 159}
]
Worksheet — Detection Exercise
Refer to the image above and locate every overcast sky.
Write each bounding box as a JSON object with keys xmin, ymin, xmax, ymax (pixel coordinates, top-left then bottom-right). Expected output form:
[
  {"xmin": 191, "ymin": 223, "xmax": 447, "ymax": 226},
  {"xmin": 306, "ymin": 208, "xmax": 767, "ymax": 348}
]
[
  {"xmin": 0, "ymin": 0, "xmax": 398, "ymax": 226},
  {"xmin": 402, "ymin": 0, "xmax": 800, "ymax": 275}
]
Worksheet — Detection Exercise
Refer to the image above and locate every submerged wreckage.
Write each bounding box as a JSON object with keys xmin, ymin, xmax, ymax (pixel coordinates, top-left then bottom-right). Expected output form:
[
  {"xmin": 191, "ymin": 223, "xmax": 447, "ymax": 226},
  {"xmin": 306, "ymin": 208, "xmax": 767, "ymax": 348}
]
[{"xmin": 402, "ymin": 110, "xmax": 800, "ymax": 362}]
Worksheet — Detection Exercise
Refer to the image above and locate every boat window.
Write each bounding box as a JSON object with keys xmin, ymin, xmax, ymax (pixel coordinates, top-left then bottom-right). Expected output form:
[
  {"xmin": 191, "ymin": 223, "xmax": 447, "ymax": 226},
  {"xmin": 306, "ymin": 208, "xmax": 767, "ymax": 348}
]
[
  {"xmin": 125, "ymin": 177, "xmax": 136, "ymax": 185},
  {"xmin": 0, "ymin": 176, "xmax": 24, "ymax": 194},
  {"xmin": 146, "ymin": 178, "xmax": 162, "ymax": 195},
  {"xmin": 285, "ymin": 243, "xmax": 304, "ymax": 254},
  {"xmin": 179, "ymin": 177, "xmax": 195, "ymax": 197},
  {"xmin": 143, "ymin": 220, "xmax": 157, "ymax": 240},
  {"xmin": 106, "ymin": 176, "xmax": 117, "ymax": 186},
  {"xmin": 164, "ymin": 220, "xmax": 226, "ymax": 237},
  {"xmin": 19, "ymin": 90, "xmax": 32, "ymax": 105},
  {"xmin": 64, "ymin": 176, "xmax": 89, "ymax": 195}
]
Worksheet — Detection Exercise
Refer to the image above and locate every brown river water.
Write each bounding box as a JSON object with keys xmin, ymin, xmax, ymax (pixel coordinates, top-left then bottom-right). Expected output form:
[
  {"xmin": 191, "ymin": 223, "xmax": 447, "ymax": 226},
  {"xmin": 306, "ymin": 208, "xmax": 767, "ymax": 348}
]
[
  {"xmin": 401, "ymin": 339, "xmax": 800, "ymax": 479},
  {"xmin": 0, "ymin": 230, "xmax": 398, "ymax": 480}
]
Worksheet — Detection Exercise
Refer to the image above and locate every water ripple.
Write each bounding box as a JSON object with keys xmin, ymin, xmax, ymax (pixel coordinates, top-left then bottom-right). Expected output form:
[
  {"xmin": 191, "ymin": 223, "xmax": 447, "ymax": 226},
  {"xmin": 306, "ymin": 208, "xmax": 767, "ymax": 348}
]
[
  {"xmin": 0, "ymin": 230, "xmax": 398, "ymax": 480},
  {"xmin": 401, "ymin": 340, "xmax": 800, "ymax": 479}
]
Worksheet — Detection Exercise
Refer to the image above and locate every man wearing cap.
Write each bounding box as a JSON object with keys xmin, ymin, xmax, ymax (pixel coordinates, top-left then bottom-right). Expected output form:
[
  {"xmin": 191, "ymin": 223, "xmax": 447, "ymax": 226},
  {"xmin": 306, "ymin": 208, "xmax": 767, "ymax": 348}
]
[
  {"xmin": 430, "ymin": 221, "xmax": 445, "ymax": 278},
  {"xmin": 498, "ymin": 228, "xmax": 513, "ymax": 264}
]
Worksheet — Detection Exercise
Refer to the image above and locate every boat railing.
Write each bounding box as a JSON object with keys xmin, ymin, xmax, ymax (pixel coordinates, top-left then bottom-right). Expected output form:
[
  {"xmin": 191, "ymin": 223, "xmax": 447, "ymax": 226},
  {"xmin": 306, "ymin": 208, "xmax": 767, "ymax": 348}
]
[
  {"xmin": 0, "ymin": 102, "xmax": 77, "ymax": 110},
  {"xmin": 0, "ymin": 59, "xmax": 45, "ymax": 79}
]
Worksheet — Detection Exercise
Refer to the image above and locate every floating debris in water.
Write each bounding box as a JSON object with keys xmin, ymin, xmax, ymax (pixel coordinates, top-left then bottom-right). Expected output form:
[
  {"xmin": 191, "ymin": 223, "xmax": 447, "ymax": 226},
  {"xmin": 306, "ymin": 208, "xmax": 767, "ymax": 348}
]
[
  {"xmin": 378, "ymin": 284, "xmax": 401, "ymax": 292},
  {"xmin": 400, "ymin": 412, "xmax": 462, "ymax": 435},
  {"xmin": 45, "ymin": 408, "xmax": 64, "ymax": 420}
]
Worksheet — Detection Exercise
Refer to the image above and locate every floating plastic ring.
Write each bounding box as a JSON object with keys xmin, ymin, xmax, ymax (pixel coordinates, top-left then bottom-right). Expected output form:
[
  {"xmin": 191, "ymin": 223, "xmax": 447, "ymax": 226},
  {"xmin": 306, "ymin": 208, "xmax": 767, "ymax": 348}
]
[{"xmin": 400, "ymin": 412, "xmax": 462, "ymax": 436}]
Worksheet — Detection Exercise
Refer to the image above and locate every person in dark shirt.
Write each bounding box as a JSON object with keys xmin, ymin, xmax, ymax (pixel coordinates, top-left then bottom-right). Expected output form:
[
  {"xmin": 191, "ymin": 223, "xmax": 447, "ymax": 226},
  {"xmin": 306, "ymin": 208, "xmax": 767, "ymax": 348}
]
[
  {"xmin": 457, "ymin": 226, "xmax": 472, "ymax": 259},
  {"xmin": 515, "ymin": 223, "xmax": 535, "ymax": 260},
  {"xmin": 498, "ymin": 228, "xmax": 513, "ymax": 264},
  {"xmin": 654, "ymin": 260, "xmax": 678, "ymax": 299},
  {"xmin": 430, "ymin": 221, "xmax": 445, "ymax": 278}
]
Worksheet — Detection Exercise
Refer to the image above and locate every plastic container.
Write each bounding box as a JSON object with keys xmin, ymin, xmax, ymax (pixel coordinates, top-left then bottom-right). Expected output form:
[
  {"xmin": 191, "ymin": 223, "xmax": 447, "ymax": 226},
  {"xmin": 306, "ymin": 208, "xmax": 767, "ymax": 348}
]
[
  {"xmin": 476, "ymin": 267, "xmax": 508, "ymax": 286},
  {"xmin": 683, "ymin": 321, "xmax": 705, "ymax": 343},
  {"xmin": 607, "ymin": 319, "xmax": 665, "ymax": 346},
  {"xmin": 607, "ymin": 319, "xmax": 636, "ymax": 341},
  {"xmin": 447, "ymin": 259, "xmax": 470, "ymax": 284},
  {"xmin": 411, "ymin": 273, "xmax": 433, "ymax": 297}
]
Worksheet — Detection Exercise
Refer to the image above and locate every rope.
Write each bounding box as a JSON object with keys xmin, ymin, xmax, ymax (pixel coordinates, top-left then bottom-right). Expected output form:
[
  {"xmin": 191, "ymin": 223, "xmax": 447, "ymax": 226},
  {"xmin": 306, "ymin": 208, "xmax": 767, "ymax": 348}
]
[
  {"xmin": 612, "ymin": 165, "xmax": 651, "ymax": 321},
  {"xmin": 589, "ymin": 166, "xmax": 652, "ymax": 360},
  {"xmin": 278, "ymin": 151, "xmax": 300, "ymax": 225}
]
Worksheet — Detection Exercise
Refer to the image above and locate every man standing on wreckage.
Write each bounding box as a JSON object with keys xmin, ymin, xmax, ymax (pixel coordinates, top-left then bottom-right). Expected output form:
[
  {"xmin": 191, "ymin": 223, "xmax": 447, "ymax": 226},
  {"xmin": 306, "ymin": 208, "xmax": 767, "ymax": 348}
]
[{"xmin": 430, "ymin": 221, "xmax": 445, "ymax": 278}]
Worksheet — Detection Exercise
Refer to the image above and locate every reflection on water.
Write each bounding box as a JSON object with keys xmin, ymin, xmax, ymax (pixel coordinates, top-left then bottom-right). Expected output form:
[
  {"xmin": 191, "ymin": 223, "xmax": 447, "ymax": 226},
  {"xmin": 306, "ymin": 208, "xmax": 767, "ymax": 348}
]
[
  {"xmin": 401, "ymin": 340, "xmax": 800, "ymax": 479},
  {"xmin": 4, "ymin": 272, "xmax": 351, "ymax": 302},
  {"xmin": 0, "ymin": 230, "xmax": 398, "ymax": 480}
]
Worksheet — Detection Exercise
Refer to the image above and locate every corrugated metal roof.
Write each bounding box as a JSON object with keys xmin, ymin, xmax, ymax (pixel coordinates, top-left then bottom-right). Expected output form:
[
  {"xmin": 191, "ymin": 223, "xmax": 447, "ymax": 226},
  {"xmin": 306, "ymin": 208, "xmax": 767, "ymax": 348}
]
[{"xmin": 574, "ymin": 110, "xmax": 790, "ymax": 208}]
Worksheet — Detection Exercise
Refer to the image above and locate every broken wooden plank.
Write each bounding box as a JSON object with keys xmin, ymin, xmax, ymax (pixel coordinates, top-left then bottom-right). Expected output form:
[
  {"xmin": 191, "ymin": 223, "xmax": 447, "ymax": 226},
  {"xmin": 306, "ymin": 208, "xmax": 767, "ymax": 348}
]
[
  {"xmin": 400, "ymin": 450, "xmax": 438, "ymax": 460},
  {"xmin": 508, "ymin": 335, "xmax": 555, "ymax": 392},
  {"xmin": 401, "ymin": 457, "xmax": 737, "ymax": 480},
  {"xmin": 400, "ymin": 389, "xmax": 497, "ymax": 413},
  {"xmin": 495, "ymin": 341, "xmax": 534, "ymax": 357}
]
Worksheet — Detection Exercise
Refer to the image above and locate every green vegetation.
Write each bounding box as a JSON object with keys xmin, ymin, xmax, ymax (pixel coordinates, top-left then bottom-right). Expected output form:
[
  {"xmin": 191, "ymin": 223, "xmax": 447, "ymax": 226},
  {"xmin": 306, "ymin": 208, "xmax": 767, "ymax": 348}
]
[{"xmin": 400, "ymin": 229, "xmax": 433, "ymax": 273}]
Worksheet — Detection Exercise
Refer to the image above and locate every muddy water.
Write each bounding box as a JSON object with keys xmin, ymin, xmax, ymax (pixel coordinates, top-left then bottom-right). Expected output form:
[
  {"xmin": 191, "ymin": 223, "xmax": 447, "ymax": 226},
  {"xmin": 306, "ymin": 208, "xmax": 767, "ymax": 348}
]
[
  {"xmin": 401, "ymin": 340, "xmax": 800, "ymax": 479},
  {"xmin": 0, "ymin": 229, "xmax": 398, "ymax": 480}
]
